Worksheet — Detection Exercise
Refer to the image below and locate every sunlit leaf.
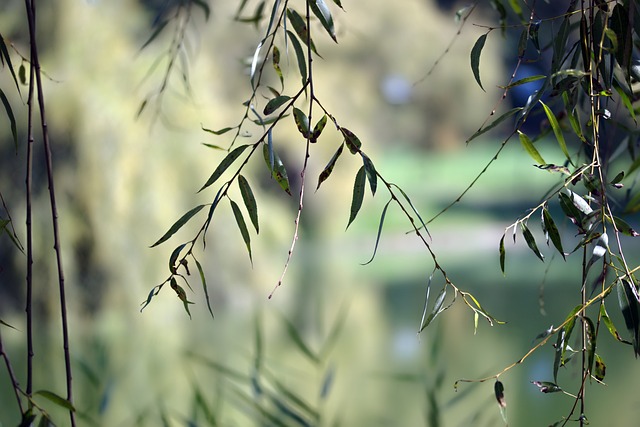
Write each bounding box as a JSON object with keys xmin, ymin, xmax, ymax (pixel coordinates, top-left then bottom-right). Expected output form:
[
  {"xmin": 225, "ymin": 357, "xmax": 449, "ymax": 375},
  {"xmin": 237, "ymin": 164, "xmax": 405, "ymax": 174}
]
[
  {"xmin": 362, "ymin": 199, "xmax": 391, "ymax": 265},
  {"xmin": 310, "ymin": 0, "xmax": 337, "ymax": 42},
  {"xmin": 263, "ymin": 95, "xmax": 291, "ymax": 115},
  {"xmin": 499, "ymin": 233, "xmax": 506, "ymax": 274},
  {"xmin": 521, "ymin": 222, "xmax": 544, "ymax": 261},
  {"xmin": 316, "ymin": 143, "xmax": 344, "ymax": 190},
  {"xmin": 346, "ymin": 166, "xmax": 366, "ymax": 229},
  {"xmin": 584, "ymin": 316, "xmax": 596, "ymax": 375},
  {"xmin": 540, "ymin": 100, "xmax": 572, "ymax": 165},
  {"xmin": 238, "ymin": 175, "xmax": 259, "ymax": 233},
  {"xmin": 151, "ymin": 205, "xmax": 206, "ymax": 247},
  {"xmin": 199, "ymin": 144, "xmax": 251, "ymax": 192},
  {"xmin": 594, "ymin": 353, "xmax": 606, "ymax": 381},
  {"xmin": 230, "ymin": 199, "xmax": 252, "ymax": 264},
  {"xmin": 470, "ymin": 33, "xmax": 488, "ymax": 91},
  {"xmin": 518, "ymin": 131, "xmax": 545, "ymax": 164}
]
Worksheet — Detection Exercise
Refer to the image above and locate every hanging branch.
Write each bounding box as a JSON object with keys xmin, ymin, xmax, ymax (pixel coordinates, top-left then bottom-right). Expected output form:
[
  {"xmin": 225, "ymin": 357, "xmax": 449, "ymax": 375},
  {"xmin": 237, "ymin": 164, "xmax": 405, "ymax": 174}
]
[{"xmin": 24, "ymin": 0, "xmax": 76, "ymax": 425}]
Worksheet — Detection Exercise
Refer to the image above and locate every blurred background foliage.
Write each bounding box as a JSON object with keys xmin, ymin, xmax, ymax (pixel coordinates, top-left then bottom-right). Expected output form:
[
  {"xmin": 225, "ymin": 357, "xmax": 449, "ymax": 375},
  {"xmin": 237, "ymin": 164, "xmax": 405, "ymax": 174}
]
[{"xmin": 1, "ymin": 0, "xmax": 640, "ymax": 426}]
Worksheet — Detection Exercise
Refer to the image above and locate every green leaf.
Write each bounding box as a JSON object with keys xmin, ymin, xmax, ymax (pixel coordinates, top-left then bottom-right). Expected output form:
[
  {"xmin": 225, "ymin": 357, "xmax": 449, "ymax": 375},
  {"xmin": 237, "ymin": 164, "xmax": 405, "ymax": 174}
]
[
  {"xmin": 540, "ymin": 100, "xmax": 572, "ymax": 165},
  {"xmin": 361, "ymin": 199, "xmax": 391, "ymax": 265},
  {"xmin": 584, "ymin": 316, "xmax": 596, "ymax": 375},
  {"xmin": 139, "ymin": 20, "xmax": 169, "ymax": 51},
  {"xmin": 340, "ymin": 127, "xmax": 362, "ymax": 154},
  {"xmin": 201, "ymin": 125, "xmax": 237, "ymax": 135},
  {"xmin": 518, "ymin": 131, "xmax": 545, "ymax": 164},
  {"xmin": 390, "ymin": 183, "xmax": 431, "ymax": 239},
  {"xmin": 168, "ymin": 243, "xmax": 187, "ymax": 274},
  {"xmin": 151, "ymin": 205, "xmax": 206, "ymax": 247},
  {"xmin": 466, "ymin": 107, "xmax": 523, "ymax": 143},
  {"xmin": 238, "ymin": 175, "xmax": 259, "ymax": 233},
  {"xmin": 470, "ymin": 33, "xmax": 488, "ymax": 91},
  {"xmin": 0, "ymin": 89, "xmax": 17, "ymax": 151},
  {"xmin": 0, "ymin": 34, "xmax": 21, "ymax": 93},
  {"xmin": 601, "ymin": 303, "xmax": 629, "ymax": 344},
  {"xmin": 361, "ymin": 154, "xmax": 377, "ymax": 196},
  {"xmin": 346, "ymin": 166, "xmax": 366, "ymax": 229},
  {"xmin": 37, "ymin": 413, "xmax": 54, "ymax": 427},
  {"xmin": 287, "ymin": 8, "xmax": 319, "ymax": 56},
  {"xmin": 199, "ymin": 144, "xmax": 250, "ymax": 192},
  {"xmin": 286, "ymin": 30, "xmax": 307, "ymax": 85},
  {"xmin": 594, "ymin": 353, "xmax": 606, "ymax": 381},
  {"xmin": 419, "ymin": 285, "xmax": 448, "ymax": 333},
  {"xmin": 531, "ymin": 381, "xmax": 562, "ymax": 393},
  {"xmin": 499, "ymin": 74, "xmax": 546, "ymax": 89},
  {"xmin": 0, "ymin": 318, "xmax": 17, "ymax": 330},
  {"xmin": 520, "ymin": 222, "xmax": 544, "ymax": 261},
  {"xmin": 542, "ymin": 208, "xmax": 565, "ymax": 259},
  {"xmin": 170, "ymin": 277, "xmax": 194, "ymax": 318},
  {"xmin": 262, "ymin": 143, "xmax": 291, "ymax": 195},
  {"xmin": 278, "ymin": 313, "xmax": 319, "ymax": 364},
  {"xmin": 34, "ymin": 390, "xmax": 76, "ymax": 411},
  {"xmin": 617, "ymin": 279, "xmax": 640, "ymax": 356},
  {"xmin": 230, "ymin": 199, "xmax": 252, "ymax": 264},
  {"xmin": 310, "ymin": 115, "xmax": 327, "ymax": 143},
  {"xmin": 612, "ymin": 216, "xmax": 639, "ymax": 237},
  {"xmin": 263, "ymin": 95, "xmax": 291, "ymax": 115},
  {"xmin": 272, "ymin": 45, "xmax": 284, "ymax": 88},
  {"xmin": 499, "ymin": 234, "xmax": 506, "ymax": 274},
  {"xmin": 310, "ymin": 0, "xmax": 337, "ymax": 42},
  {"xmin": 292, "ymin": 107, "xmax": 310, "ymax": 137},
  {"xmin": 316, "ymin": 143, "xmax": 344, "ymax": 190},
  {"xmin": 194, "ymin": 256, "xmax": 214, "ymax": 318}
]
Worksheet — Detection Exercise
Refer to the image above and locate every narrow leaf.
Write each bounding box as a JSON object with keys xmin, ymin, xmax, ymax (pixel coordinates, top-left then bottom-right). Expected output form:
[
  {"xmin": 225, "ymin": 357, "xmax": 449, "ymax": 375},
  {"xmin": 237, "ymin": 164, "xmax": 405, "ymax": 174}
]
[
  {"xmin": 499, "ymin": 233, "xmax": 506, "ymax": 274},
  {"xmin": 230, "ymin": 199, "xmax": 253, "ymax": 264},
  {"xmin": 201, "ymin": 125, "xmax": 237, "ymax": 135},
  {"xmin": 346, "ymin": 166, "xmax": 366, "ymax": 229},
  {"xmin": 310, "ymin": 0, "xmax": 337, "ymax": 42},
  {"xmin": 361, "ymin": 199, "xmax": 392, "ymax": 265},
  {"xmin": 390, "ymin": 183, "xmax": 431, "ymax": 239},
  {"xmin": 361, "ymin": 154, "xmax": 377, "ymax": 196},
  {"xmin": 540, "ymin": 100, "xmax": 572, "ymax": 165},
  {"xmin": 316, "ymin": 143, "xmax": 344, "ymax": 190},
  {"xmin": 521, "ymin": 222, "xmax": 544, "ymax": 261},
  {"xmin": 287, "ymin": 8, "xmax": 319, "ymax": 56},
  {"xmin": 34, "ymin": 390, "xmax": 76, "ymax": 411},
  {"xmin": 340, "ymin": 127, "xmax": 362, "ymax": 154},
  {"xmin": 278, "ymin": 313, "xmax": 319, "ymax": 364},
  {"xmin": 272, "ymin": 45, "xmax": 284, "ymax": 88},
  {"xmin": 531, "ymin": 381, "xmax": 562, "ymax": 393},
  {"xmin": 286, "ymin": 30, "xmax": 307, "ymax": 85},
  {"xmin": 194, "ymin": 257, "xmax": 214, "ymax": 318},
  {"xmin": 168, "ymin": 243, "xmax": 187, "ymax": 274},
  {"xmin": 263, "ymin": 95, "xmax": 291, "ymax": 115},
  {"xmin": 617, "ymin": 279, "xmax": 640, "ymax": 356},
  {"xmin": 584, "ymin": 316, "xmax": 596, "ymax": 375},
  {"xmin": 612, "ymin": 216, "xmax": 639, "ymax": 237},
  {"xmin": 0, "ymin": 34, "xmax": 21, "ymax": 93},
  {"xmin": 238, "ymin": 175, "xmax": 259, "ymax": 233},
  {"xmin": 199, "ymin": 144, "xmax": 250, "ymax": 192},
  {"xmin": 0, "ymin": 89, "xmax": 17, "ymax": 151},
  {"xmin": 293, "ymin": 107, "xmax": 310, "ymax": 137},
  {"xmin": 518, "ymin": 130, "xmax": 545, "ymax": 164},
  {"xmin": 419, "ymin": 286, "xmax": 448, "ymax": 333},
  {"xmin": 466, "ymin": 107, "xmax": 523, "ymax": 143},
  {"xmin": 542, "ymin": 208, "xmax": 565, "ymax": 259},
  {"xmin": 470, "ymin": 33, "xmax": 488, "ymax": 91},
  {"xmin": 262, "ymin": 143, "xmax": 291, "ymax": 195},
  {"xmin": 601, "ymin": 303, "xmax": 629, "ymax": 344},
  {"xmin": 594, "ymin": 354, "xmax": 606, "ymax": 381},
  {"xmin": 310, "ymin": 115, "xmax": 327, "ymax": 143},
  {"xmin": 151, "ymin": 205, "xmax": 206, "ymax": 247}
]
